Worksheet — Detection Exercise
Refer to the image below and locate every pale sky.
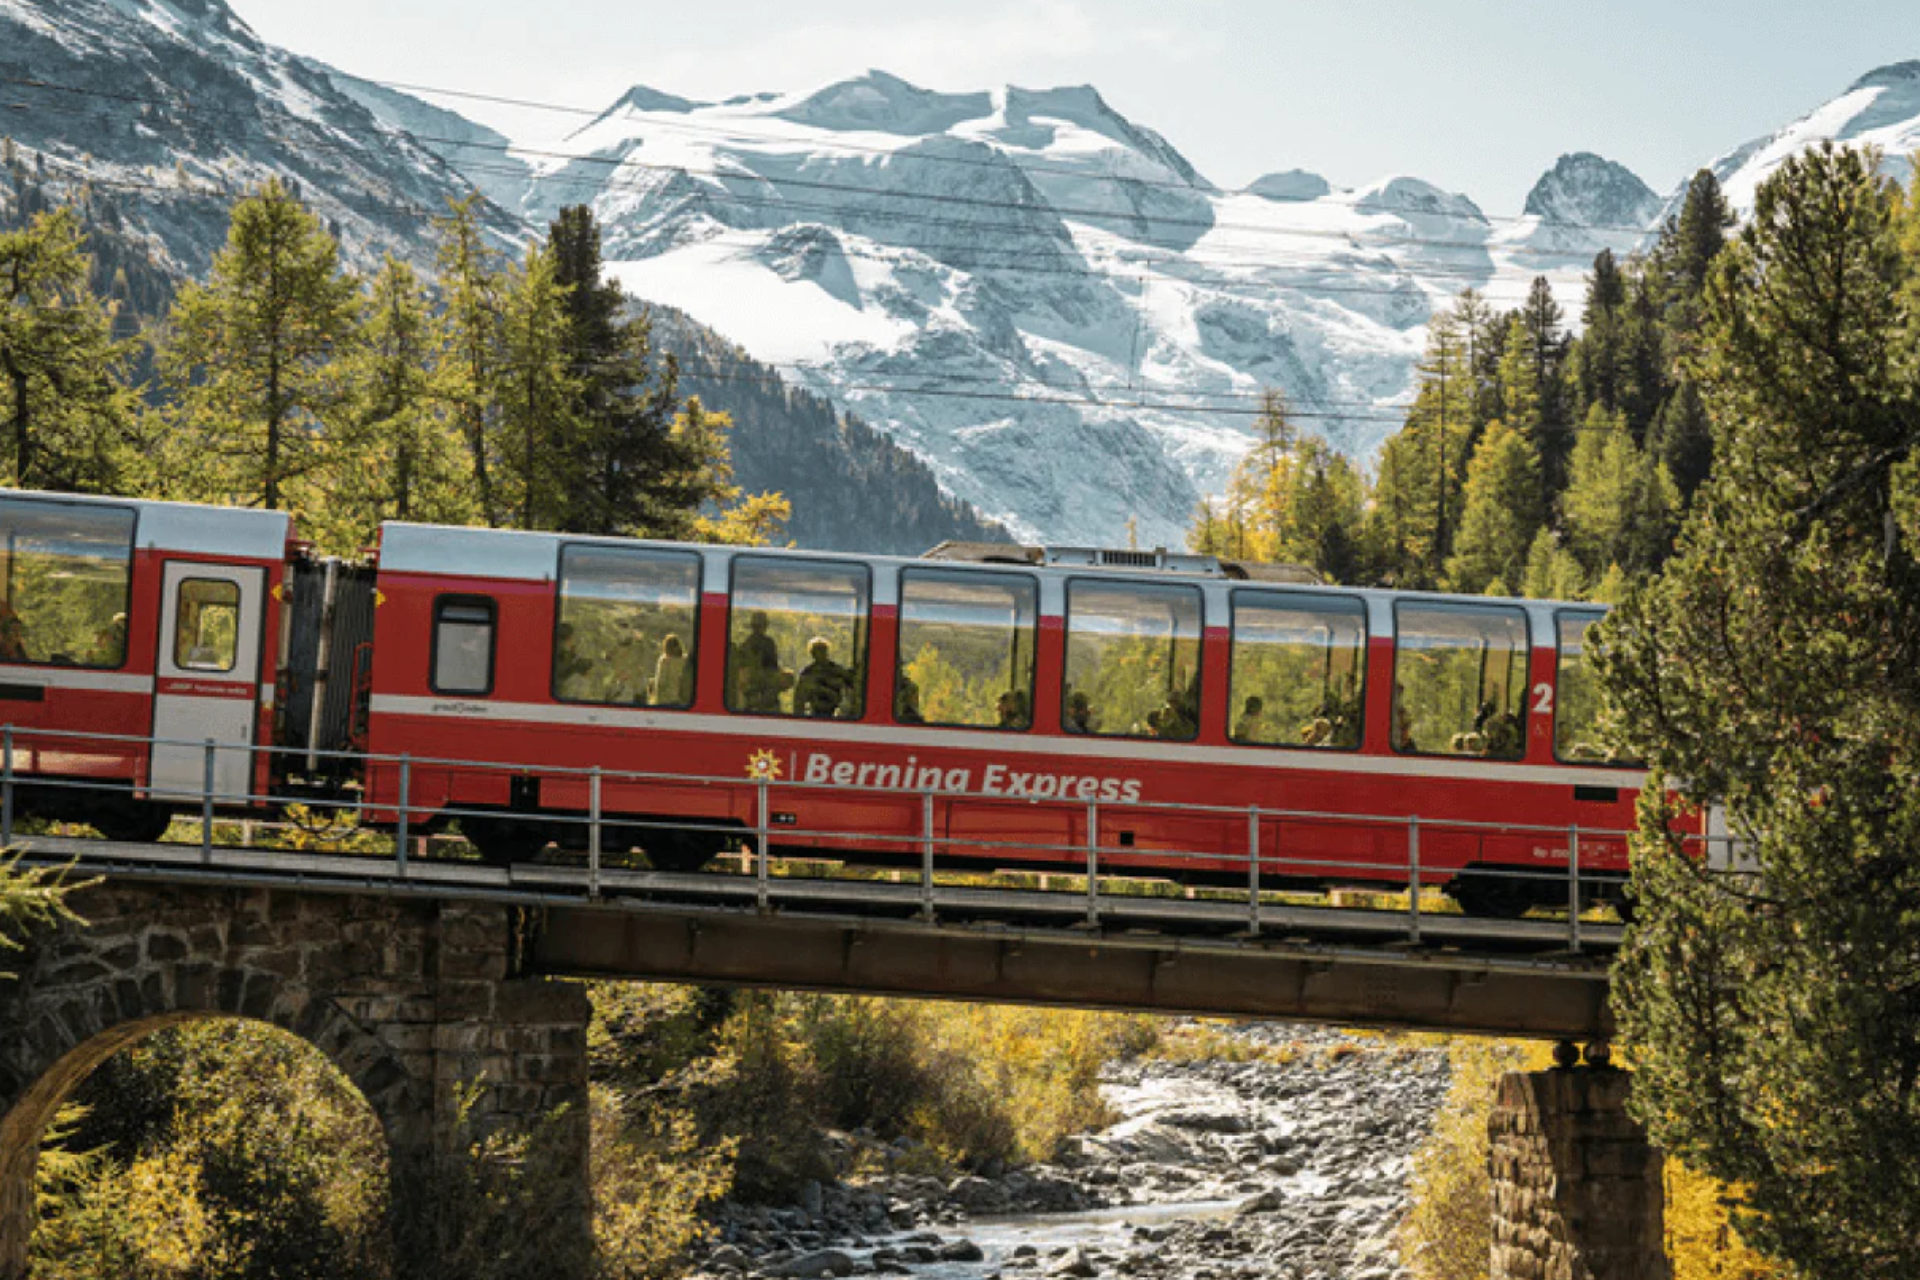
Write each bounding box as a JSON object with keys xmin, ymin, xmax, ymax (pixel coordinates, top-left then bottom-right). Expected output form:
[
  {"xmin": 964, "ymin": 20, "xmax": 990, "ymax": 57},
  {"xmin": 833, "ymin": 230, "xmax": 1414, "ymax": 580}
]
[{"xmin": 226, "ymin": 0, "xmax": 1919, "ymax": 213}]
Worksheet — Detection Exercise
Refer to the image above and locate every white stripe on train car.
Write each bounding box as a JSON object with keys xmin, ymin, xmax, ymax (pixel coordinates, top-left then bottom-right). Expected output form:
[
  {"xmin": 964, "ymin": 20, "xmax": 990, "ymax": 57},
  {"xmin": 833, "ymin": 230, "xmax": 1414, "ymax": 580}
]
[
  {"xmin": 0, "ymin": 667, "xmax": 155, "ymax": 695},
  {"xmin": 367, "ymin": 694, "xmax": 1648, "ymax": 791}
]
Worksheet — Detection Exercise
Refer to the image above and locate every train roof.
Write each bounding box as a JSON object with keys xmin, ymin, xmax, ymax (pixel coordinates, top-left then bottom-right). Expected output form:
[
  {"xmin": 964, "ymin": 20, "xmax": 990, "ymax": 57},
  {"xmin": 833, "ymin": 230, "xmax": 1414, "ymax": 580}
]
[
  {"xmin": 0, "ymin": 488, "xmax": 292, "ymax": 560},
  {"xmin": 374, "ymin": 520, "xmax": 1606, "ymax": 625}
]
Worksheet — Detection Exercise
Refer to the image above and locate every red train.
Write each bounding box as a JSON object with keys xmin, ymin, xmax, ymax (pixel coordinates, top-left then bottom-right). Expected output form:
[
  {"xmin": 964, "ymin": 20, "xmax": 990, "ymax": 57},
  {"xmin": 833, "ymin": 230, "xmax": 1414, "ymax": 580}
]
[{"xmin": 0, "ymin": 488, "xmax": 1653, "ymax": 915}]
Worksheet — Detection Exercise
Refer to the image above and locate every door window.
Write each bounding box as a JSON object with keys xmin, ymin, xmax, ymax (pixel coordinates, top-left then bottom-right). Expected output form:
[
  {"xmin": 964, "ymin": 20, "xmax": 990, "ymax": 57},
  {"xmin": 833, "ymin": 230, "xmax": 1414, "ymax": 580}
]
[
  {"xmin": 173, "ymin": 579, "xmax": 241, "ymax": 673},
  {"xmin": 433, "ymin": 597, "xmax": 495, "ymax": 695}
]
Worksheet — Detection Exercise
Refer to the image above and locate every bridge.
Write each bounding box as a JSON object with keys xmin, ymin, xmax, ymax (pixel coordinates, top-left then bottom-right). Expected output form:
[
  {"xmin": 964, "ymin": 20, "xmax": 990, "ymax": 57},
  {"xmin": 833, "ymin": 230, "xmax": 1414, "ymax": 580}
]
[{"xmin": 0, "ymin": 752, "xmax": 1666, "ymax": 1279}]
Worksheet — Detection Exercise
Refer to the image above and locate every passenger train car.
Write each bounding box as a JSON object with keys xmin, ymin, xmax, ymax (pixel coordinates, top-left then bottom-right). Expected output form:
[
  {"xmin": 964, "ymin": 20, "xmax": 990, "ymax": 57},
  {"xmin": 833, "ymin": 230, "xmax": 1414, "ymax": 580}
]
[{"xmin": 0, "ymin": 488, "xmax": 1653, "ymax": 915}]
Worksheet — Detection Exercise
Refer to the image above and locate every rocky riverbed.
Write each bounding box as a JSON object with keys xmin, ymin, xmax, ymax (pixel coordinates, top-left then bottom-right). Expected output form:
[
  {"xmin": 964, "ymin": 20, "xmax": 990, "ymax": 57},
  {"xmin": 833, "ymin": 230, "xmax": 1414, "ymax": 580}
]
[{"xmin": 693, "ymin": 1024, "xmax": 1451, "ymax": 1280}]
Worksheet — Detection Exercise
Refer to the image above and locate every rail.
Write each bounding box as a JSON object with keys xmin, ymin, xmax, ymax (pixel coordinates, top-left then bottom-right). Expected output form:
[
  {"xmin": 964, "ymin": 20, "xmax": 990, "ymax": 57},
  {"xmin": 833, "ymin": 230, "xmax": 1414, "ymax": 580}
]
[{"xmin": 0, "ymin": 723, "xmax": 1735, "ymax": 954}]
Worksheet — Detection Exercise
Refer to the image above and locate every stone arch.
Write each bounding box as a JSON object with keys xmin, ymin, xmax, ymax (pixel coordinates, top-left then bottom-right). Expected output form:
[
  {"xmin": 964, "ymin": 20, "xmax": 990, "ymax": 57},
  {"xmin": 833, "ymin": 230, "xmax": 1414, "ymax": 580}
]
[
  {"xmin": 0, "ymin": 880, "xmax": 592, "ymax": 1280},
  {"xmin": 0, "ymin": 893, "xmax": 428, "ymax": 1278}
]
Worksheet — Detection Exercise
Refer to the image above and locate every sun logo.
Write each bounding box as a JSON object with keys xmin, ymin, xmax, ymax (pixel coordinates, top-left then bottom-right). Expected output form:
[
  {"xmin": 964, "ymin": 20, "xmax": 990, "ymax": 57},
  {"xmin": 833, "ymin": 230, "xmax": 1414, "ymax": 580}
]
[{"xmin": 746, "ymin": 748, "xmax": 783, "ymax": 781}]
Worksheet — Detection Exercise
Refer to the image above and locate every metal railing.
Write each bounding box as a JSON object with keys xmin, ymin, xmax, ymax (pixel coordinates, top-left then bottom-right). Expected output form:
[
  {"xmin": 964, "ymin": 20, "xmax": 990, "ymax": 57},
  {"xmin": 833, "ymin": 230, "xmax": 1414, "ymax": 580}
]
[{"xmin": 0, "ymin": 722, "xmax": 1732, "ymax": 953}]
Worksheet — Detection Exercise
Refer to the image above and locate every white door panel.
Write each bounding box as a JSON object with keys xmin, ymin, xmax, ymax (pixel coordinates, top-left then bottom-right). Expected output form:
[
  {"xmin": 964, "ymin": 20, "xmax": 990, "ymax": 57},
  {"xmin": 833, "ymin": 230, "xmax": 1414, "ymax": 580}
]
[{"xmin": 151, "ymin": 563, "xmax": 264, "ymax": 802}]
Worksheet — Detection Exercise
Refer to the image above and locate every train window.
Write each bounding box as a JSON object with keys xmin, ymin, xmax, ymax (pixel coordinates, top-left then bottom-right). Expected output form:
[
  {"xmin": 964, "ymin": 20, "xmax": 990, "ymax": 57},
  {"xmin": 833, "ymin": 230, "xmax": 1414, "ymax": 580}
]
[
  {"xmin": 1063, "ymin": 579, "xmax": 1204, "ymax": 741},
  {"xmin": 173, "ymin": 579, "xmax": 240, "ymax": 672},
  {"xmin": 726, "ymin": 558, "xmax": 869, "ymax": 719},
  {"xmin": 1392, "ymin": 602, "xmax": 1528, "ymax": 759},
  {"xmin": 1229, "ymin": 592, "xmax": 1365, "ymax": 750},
  {"xmin": 554, "ymin": 546, "xmax": 702, "ymax": 708},
  {"xmin": 0, "ymin": 497, "xmax": 134, "ymax": 669},
  {"xmin": 432, "ymin": 597, "xmax": 495, "ymax": 696},
  {"xmin": 1555, "ymin": 612, "xmax": 1640, "ymax": 765},
  {"xmin": 896, "ymin": 569, "xmax": 1038, "ymax": 730}
]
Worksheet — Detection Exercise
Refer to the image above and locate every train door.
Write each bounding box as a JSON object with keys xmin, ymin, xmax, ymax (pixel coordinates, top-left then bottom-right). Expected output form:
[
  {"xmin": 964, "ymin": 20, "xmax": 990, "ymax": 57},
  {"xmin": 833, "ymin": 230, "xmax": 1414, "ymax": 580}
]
[{"xmin": 150, "ymin": 561, "xmax": 266, "ymax": 802}]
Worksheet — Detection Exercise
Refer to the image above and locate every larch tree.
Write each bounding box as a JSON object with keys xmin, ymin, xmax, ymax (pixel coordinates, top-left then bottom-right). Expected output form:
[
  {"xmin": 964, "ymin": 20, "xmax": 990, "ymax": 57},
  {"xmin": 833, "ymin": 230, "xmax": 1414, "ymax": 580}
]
[
  {"xmin": 1369, "ymin": 305, "xmax": 1476, "ymax": 586},
  {"xmin": 495, "ymin": 239, "xmax": 581, "ymax": 531},
  {"xmin": 325, "ymin": 255, "xmax": 474, "ymax": 546},
  {"xmin": 1444, "ymin": 421, "xmax": 1543, "ymax": 595},
  {"xmin": 1598, "ymin": 144, "xmax": 1920, "ymax": 1280},
  {"xmin": 156, "ymin": 180, "xmax": 358, "ymax": 510},
  {"xmin": 1520, "ymin": 527, "xmax": 1586, "ymax": 601},
  {"xmin": 1560, "ymin": 405, "xmax": 1678, "ymax": 581},
  {"xmin": 433, "ymin": 195, "xmax": 506, "ymax": 526},
  {"xmin": 0, "ymin": 208, "xmax": 138, "ymax": 493}
]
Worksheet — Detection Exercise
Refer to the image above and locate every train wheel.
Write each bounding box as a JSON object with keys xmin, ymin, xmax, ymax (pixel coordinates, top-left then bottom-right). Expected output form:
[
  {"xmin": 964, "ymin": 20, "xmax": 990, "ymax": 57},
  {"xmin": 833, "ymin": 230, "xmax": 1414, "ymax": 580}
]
[
  {"xmin": 462, "ymin": 814, "xmax": 551, "ymax": 866},
  {"xmin": 646, "ymin": 830, "xmax": 728, "ymax": 873},
  {"xmin": 91, "ymin": 801, "xmax": 175, "ymax": 845},
  {"xmin": 1448, "ymin": 873, "xmax": 1534, "ymax": 919}
]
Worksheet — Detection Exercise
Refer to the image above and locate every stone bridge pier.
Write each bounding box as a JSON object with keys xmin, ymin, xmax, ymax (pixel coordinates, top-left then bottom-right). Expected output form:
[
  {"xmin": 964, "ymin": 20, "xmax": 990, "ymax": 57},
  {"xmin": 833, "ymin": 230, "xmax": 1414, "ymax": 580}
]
[
  {"xmin": 1490, "ymin": 1065, "xmax": 1669, "ymax": 1280},
  {"xmin": 0, "ymin": 882, "xmax": 591, "ymax": 1279}
]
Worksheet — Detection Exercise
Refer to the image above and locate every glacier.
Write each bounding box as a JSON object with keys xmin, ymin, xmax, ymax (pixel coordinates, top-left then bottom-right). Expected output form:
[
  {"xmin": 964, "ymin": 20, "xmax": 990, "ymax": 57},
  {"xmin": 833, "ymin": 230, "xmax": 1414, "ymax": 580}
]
[{"xmin": 482, "ymin": 71, "xmax": 1666, "ymax": 546}]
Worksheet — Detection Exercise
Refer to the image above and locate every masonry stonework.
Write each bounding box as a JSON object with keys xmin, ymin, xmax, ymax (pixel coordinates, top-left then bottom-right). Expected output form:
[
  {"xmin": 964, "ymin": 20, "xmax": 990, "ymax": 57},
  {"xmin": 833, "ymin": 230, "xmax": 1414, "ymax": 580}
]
[
  {"xmin": 1489, "ymin": 1067, "xmax": 1668, "ymax": 1280},
  {"xmin": 0, "ymin": 882, "xmax": 591, "ymax": 1279}
]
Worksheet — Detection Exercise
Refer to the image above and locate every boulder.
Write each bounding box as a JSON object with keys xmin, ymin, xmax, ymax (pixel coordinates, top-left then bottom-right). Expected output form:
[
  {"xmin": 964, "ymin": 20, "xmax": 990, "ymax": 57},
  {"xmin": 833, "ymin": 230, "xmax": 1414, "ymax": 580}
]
[{"xmin": 776, "ymin": 1250, "xmax": 856, "ymax": 1279}]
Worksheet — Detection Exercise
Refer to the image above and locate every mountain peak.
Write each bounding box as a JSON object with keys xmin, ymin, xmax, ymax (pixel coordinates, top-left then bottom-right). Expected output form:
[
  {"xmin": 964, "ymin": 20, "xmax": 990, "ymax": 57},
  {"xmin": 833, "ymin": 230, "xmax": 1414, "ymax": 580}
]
[
  {"xmin": 776, "ymin": 71, "xmax": 991, "ymax": 135},
  {"xmin": 1848, "ymin": 60, "xmax": 1920, "ymax": 92},
  {"xmin": 1247, "ymin": 170, "xmax": 1332, "ymax": 203},
  {"xmin": 1524, "ymin": 152, "xmax": 1659, "ymax": 230},
  {"xmin": 1352, "ymin": 175, "xmax": 1484, "ymax": 222},
  {"xmin": 607, "ymin": 84, "xmax": 705, "ymax": 115}
]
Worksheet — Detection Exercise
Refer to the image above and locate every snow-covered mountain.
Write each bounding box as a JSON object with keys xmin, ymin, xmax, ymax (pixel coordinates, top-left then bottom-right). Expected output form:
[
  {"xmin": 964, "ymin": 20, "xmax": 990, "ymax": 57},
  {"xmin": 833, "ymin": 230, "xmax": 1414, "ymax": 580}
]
[
  {"xmin": 482, "ymin": 71, "xmax": 1652, "ymax": 544},
  {"xmin": 0, "ymin": 0, "xmax": 525, "ymax": 274},
  {"xmin": 1664, "ymin": 60, "xmax": 1920, "ymax": 222},
  {"xmin": 8, "ymin": 0, "xmax": 1919, "ymax": 549}
]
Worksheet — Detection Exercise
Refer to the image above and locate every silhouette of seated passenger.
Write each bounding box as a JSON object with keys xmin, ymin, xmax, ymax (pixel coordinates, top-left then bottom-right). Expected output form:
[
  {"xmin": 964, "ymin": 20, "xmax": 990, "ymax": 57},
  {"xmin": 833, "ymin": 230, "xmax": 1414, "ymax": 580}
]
[
  {"xmin": 1233, "ymin": 696, "xmax": 1270, "ymax": 742},
  {"xmin": 793, "ymin": 637, "xmax": 855, "ymax": 718},
  {"xmin": 895, "ymin": 677, "xmax": 925, "ymax": 724},
  {"xmin": 734, "ymin": 610, "xmax": 785, "ymax": 713}
]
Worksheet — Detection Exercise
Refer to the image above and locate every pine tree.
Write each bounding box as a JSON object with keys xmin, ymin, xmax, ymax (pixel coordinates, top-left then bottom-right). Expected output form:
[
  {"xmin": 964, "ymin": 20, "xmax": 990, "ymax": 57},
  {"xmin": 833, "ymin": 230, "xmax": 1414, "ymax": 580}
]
[
  {"xmin": 1571, "ymin": 249, "xmax": 1631, "ymax": 418},
  {"xmin": 156, "ymin": 180, "xmax": 358, "ymax": 510},
  {"xmin": 1453, "ymin": 288, "xmax": 1505, "ymax": 438},
  {"xmin": 1444, "ymin": 421, "xmax": 1543, "ymax": 594},
  {"xmin": 1601, "ymin": 145, "xmax": 1920, "ymax": 1278},
  {"xmin": 1519, "ymin": 277, "xmax": 1573, "ymax": 497},
  {"xmin": 1646, "ymin": 171, "xmax": 1735, "ymax": 502},
  {"xmin": 433, "ymin": 195, "xmax": 505, "ymax": 526},
  {"xmin": 1495, "ymin": 314, "xmax": 1541, "ymax": 443},
  {"xmin": 0, "ymin": 207, "xmax": 137, "ymax": 492},
  {"xmin": 545, "ymin": 205, "xmax": 721, "ymax": 535}
]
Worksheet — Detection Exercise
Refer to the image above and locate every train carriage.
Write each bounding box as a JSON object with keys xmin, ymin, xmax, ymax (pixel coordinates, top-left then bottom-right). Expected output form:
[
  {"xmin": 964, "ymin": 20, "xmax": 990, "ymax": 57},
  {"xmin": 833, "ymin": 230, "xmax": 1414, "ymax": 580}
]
[{"xmin": 0, "ymin": 488, "xmax": 1658, "ymax": 915}]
